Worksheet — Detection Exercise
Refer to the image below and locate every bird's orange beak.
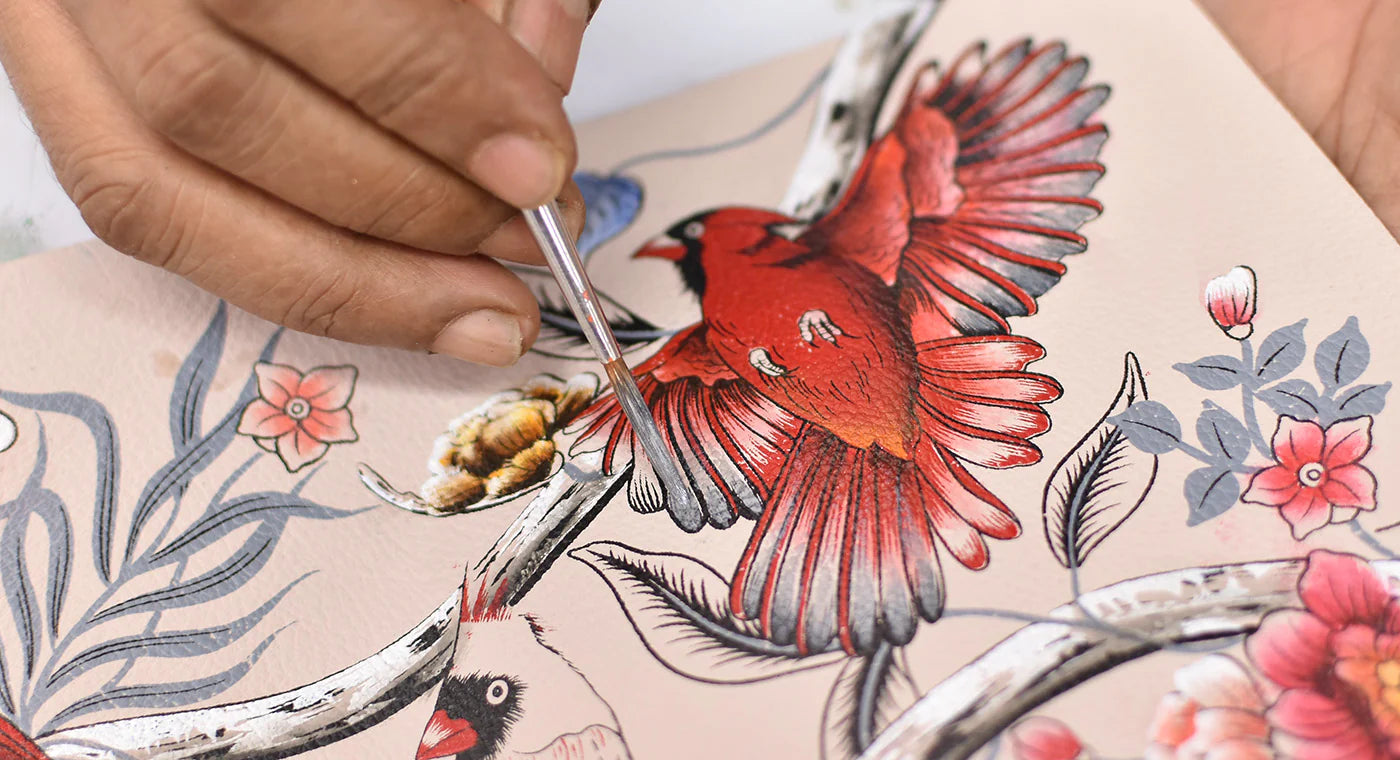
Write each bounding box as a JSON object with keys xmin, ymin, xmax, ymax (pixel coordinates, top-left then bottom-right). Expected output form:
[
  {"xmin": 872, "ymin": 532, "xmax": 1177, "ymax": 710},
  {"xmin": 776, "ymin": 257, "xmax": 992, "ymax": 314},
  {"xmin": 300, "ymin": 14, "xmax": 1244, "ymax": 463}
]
[
  {"xmin": 634, "ymin": 233, "xmax": 687, "ymax": 262},
  {"xmin": 417, "ymin": 710, "xmax": 478, "ymax": 760}
]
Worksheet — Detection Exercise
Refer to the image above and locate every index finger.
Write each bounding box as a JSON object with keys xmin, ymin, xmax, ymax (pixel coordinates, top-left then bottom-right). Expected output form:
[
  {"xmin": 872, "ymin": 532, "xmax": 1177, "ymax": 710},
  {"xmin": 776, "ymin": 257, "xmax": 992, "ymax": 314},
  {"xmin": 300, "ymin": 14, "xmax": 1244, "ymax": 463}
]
[{"xmin": 199, "ymin": 0, "xmax": 577, "ymax": 209}]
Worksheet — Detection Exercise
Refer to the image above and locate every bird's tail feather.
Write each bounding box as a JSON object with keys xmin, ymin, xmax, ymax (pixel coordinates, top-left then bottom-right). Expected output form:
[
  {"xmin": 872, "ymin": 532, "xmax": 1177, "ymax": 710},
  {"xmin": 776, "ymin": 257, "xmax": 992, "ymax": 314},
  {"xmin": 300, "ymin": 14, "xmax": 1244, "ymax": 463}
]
[{"xmin": 729, "ymin": 334, "xmax": 1058, "ymax": 655}]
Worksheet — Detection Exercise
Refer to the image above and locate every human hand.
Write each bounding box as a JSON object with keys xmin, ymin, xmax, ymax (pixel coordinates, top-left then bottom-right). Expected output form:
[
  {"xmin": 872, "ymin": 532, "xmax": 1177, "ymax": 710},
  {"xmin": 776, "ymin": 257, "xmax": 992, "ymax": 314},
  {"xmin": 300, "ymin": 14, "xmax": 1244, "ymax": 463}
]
[
  {"xmin": 0, "ymin": 0, "xmax": 599, "ymax": 366},
  {"xmin": 1200, "ymin": 0, "xmax": 1400, "ymax": 241}
]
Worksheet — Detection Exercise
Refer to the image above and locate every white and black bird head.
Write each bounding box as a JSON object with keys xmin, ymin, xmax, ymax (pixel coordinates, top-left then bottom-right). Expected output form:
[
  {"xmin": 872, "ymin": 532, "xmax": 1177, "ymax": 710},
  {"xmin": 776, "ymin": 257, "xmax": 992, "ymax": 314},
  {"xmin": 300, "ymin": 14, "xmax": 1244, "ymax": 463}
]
[{"xmin": 417, "ymin": 607, "xmax": 631, "ymax": 760}]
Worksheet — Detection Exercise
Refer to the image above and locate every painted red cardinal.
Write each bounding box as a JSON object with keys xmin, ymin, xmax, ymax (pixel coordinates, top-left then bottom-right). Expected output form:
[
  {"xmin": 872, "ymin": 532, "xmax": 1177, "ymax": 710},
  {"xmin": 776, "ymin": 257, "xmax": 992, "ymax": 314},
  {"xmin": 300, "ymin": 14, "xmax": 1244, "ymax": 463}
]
[{"xmin": 572, "ymin": 39, "xmax": 1108, "ymax": 656}]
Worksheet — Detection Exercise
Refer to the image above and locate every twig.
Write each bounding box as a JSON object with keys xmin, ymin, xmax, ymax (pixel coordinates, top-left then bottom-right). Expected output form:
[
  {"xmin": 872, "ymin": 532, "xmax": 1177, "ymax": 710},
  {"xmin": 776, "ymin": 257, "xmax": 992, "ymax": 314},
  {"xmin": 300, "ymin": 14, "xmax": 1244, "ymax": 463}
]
[{"xmin": 859, "ymin": 559, "xmax": 1400, "ymax": 760}]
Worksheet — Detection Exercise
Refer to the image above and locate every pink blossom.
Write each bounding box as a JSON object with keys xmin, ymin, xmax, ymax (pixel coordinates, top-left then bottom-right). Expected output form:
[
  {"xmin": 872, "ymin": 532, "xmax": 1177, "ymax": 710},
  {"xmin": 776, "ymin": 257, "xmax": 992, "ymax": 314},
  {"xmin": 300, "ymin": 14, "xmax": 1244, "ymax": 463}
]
[
  {"xmin": 1246, "ymin": 550, "xmax": 1400, "ymax": 759},
  {"xmin": 1009, "ymin": 716, "xmax": 1087, "ymax": 760},
  {"xmin": 1144, "ymin": 655, "xmax": 1274, "ymax": 760},
  {"xmin": 1241, "ymin": 416, "xmax": 1377, "ymax": 539},
  {"xmin": 1204, "ymin": 266, "xmax": 1257, "ymax": 340},
  {"xmin": 238, "ymin": 363, "xmax": 358, "ymax": 472}
]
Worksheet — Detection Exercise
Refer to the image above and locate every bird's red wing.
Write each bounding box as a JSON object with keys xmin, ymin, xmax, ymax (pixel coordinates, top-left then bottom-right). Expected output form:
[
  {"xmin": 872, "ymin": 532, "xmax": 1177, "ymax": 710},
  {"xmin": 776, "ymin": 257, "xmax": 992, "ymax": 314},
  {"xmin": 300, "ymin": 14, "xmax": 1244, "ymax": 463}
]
[
  {"xmin": 568, "ymin": 324, "xmax": 804, "ymax": 533},
  {"xmin": 804, "ymin": 39, "xmax": 1108, "ymax": 341},
  {"xmin": 0, "ymin": 717, "xmax": 48, "ymax": 760}
]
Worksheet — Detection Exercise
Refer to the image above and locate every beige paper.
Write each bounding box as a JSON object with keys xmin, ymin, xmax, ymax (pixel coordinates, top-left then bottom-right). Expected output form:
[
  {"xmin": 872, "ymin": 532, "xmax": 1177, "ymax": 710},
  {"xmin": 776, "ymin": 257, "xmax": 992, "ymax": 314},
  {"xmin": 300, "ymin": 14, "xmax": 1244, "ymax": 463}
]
[{"xmin": 2, "ymin": 2, "xmax": 1398, "ymax": 759}]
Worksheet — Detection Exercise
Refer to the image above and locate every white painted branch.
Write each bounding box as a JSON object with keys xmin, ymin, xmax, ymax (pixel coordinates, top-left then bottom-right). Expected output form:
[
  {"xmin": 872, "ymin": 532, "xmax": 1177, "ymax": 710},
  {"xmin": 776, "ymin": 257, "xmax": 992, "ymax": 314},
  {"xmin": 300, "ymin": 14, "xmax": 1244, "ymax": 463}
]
[
  {"xmin": 39, "ymin": 592, "xmax": 461, "ymax": 760},
  {"xmin": 780, "ymin": 0, "xmax": 940, "ymax": 219},
  {"xmin": 860, "ymin": 559, "xmax": 1400, "ymax": 760},
  {"xmin": 34, "ymin": 7, "xmax": 940, "ymax": 758}
]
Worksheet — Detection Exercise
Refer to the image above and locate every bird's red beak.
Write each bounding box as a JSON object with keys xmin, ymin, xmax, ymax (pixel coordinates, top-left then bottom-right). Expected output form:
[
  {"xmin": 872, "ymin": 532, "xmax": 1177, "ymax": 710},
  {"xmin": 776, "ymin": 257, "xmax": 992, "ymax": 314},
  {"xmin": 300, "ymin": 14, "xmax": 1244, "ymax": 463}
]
[
  {"xmin": 417, "ymin": 710, "xmax": 478, "ymax": 760},
  {"xmin": 634, "ymin": 233, "xmax": 687, "ymax": 262}
]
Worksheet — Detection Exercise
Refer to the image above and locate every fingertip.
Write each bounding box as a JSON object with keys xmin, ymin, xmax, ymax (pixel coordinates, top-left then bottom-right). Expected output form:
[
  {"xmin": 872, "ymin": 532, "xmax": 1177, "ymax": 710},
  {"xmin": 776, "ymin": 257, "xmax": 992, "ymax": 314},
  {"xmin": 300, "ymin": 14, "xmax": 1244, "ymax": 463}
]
[
  {"xmin": 477, "ymin": 181, "xmax": 584, "ymax": 264},
  {"xmin": 468, "ymin": 133, "xmax": 568, "ymax": 209}
]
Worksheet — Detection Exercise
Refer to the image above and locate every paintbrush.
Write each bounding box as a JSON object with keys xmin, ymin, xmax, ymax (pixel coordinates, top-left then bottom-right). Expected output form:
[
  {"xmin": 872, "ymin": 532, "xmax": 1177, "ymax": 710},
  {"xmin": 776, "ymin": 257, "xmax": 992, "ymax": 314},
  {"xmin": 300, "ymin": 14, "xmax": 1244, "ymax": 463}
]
[{"xmin": 522, "ymin": 201, "xmax": 696, "ymax": 513}]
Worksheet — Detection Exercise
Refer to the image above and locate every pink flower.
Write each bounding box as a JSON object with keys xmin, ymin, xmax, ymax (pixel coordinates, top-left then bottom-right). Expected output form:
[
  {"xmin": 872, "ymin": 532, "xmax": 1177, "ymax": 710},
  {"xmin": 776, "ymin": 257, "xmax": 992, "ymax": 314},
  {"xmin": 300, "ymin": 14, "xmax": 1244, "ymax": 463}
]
[
  {"xmin": 1144, "ymin": 655, "xmax": 1275, "ymax": 760},
  {"xmin": 1009, "ymin": 716, "xmax": 1088, "ymax": 760},
  {"xmin": 1241, "ymin": 416, "xmax": 1377, "ymax": 539},
  {"xmin": 1205, "ymin": 266, "xmax": 1257, "ymax": 340},
  {"xmin": 1246, "ymin": 550, "xmax": 1400, "ymax": 759},
  {"xmin": 238, "ymin": 363, "xmax": 358, "ymax": 472}
]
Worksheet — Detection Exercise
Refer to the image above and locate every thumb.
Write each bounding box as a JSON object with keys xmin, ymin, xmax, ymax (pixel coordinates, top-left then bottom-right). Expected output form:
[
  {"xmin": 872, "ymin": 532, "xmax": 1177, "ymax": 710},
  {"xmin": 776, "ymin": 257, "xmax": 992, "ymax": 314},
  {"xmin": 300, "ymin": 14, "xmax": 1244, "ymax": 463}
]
[{"xmin": 1, "ymin": 0, "xmax": 547, "ymax": 365}]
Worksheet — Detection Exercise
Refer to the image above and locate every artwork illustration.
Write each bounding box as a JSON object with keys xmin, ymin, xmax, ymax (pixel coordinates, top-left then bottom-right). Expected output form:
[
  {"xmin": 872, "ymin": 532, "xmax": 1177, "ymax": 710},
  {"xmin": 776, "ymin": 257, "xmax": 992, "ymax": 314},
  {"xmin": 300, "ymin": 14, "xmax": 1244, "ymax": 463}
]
[{"xmin": 2, "ymin": 2, "xmax": 1400, "ymax": 759}]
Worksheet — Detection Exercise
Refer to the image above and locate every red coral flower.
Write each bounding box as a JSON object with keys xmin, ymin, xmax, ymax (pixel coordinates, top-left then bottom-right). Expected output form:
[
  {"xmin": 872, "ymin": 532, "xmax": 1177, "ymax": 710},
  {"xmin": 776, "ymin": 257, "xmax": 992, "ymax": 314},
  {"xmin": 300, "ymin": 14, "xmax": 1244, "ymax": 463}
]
[
  {"xmin": 238, "ymin": 363, "xmax": 358, "ymax": 472},
  {"xmin": 1241, "ymin": 416, "xmax": 1377, "ymax": 540},
  {"xmin": 1246, "ymin": 550, "xmax": 1400, "ymax": 759}
]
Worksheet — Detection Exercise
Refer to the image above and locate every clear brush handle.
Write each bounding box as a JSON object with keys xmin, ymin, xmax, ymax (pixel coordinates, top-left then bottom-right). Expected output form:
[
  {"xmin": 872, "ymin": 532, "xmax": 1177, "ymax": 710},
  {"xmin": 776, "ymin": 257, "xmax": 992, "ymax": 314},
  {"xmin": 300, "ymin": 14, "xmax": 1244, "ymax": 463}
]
[
  {"xmin": 523, "ymin": 202, "xmax": 621, "ymax": 363},
  {"xmin": 523, "ymin": 202, "xmax": 696, "ymax": 515}
]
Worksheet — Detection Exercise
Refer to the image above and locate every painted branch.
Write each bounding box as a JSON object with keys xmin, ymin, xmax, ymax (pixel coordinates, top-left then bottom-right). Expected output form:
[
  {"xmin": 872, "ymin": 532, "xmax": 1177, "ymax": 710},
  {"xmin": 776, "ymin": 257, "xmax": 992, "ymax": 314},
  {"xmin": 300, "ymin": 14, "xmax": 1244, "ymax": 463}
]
[
  {"xmin": 779, "ymin": 0, "xmax": 940, "ymax": 220},
  {"xmin": 39, "ymin": 592, "xmax": 460, "ymax": 760},
  {"xmin": 34, "ymin": 7, "xmax": 938, "ymax": 759},
  {"xmin": 860, "ymin": 559, "xmax": 1400, "ymax": 760}
]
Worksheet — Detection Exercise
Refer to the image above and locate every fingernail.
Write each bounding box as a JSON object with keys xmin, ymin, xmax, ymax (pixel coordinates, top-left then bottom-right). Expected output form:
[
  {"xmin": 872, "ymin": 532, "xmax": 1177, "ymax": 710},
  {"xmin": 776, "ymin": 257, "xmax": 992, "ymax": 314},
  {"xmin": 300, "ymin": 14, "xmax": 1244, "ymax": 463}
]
[
  {"xmin": 432, "ymin": 310, "xmax": 525, "ymax": 367},
  {"xmin": 469, "ymin": 134, "xmax": 565, "ymax": 209},
  {"xmin": 479, "ymin": 215, "xmax": 547, "ymax": 264}
]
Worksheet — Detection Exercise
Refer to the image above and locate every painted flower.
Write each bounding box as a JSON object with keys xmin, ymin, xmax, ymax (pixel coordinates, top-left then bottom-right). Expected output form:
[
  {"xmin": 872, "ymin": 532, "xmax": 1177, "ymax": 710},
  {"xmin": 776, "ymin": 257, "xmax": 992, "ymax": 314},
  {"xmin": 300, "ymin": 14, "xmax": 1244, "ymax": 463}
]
[
  {"xmin": 1144, "ymin": 655, "xmax": 1274, "ymax": 760},
  {"xmin": 1246, "ymin": 550, "xmax": 1400, "ymax": 759},
  {"xmin": 1009, "ymin": 716, "xmax": 1089, "ymax": 760},
  {"xmin": 1205, "ymin": 266, "xmax": 1257, "ymax": 340},
  {"xmin": 1241, "ymin": 416, "xmax": 1377, "ymax": 539},
  {"xmin": 238, "ymin": 363, "xmax": 358, "ymax": 472},
  {"xmin": 359, "ymin": 373, "xmax": 599, "ymax": 516}
]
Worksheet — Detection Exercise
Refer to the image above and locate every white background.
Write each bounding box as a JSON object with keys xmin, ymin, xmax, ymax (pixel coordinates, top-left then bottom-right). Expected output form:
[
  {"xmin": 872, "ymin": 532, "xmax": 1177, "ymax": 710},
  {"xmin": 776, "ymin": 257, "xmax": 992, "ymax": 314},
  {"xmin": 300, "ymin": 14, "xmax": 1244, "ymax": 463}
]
[{"xmin": 0, "ymin": 0, "xmax": 897, "ymax": 259}]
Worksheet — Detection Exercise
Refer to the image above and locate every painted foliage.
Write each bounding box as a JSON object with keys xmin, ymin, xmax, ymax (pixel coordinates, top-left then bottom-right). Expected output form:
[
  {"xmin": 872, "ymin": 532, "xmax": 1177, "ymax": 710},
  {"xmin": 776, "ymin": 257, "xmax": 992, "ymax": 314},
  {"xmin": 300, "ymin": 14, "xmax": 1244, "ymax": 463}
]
[{"xmin": 3, "ymin": 3, "xmax": 1400, "ymax": 760}]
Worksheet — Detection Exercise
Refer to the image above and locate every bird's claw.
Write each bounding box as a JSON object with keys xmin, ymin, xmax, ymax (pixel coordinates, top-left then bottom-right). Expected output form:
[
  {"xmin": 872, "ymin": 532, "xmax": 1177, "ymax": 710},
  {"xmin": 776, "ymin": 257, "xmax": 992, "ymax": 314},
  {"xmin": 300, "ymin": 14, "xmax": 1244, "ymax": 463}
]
[
  {"xmin": 749, "ymin": 348, "xmax": 790, "ymax": 378},
  {"xmin": 798, "ymin": 309, "xmax": 844, "ymax": 346}
]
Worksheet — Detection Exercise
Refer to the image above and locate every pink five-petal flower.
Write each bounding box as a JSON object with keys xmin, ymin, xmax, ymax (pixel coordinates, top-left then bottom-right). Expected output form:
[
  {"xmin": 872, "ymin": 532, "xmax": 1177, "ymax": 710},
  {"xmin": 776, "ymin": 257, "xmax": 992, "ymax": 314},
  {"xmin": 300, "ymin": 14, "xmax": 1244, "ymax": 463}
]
[
  {"xmin": 238, "ymin": 363, "xmax": 359, "ymax": 472},
  {"xmin": 1144, "ymin": 655, "xmax": 1274, "ymax": 760},
  {"xmin": 1242, "ymin": 416, "xmax": 1378, "ymax": 540},
  {"xmin": 1245, "ymin": 551, "xmax": 1400, "ymax": 760},
  {"xmin": 1204, "ymin": 266, "xmax": 1257, "ymax": 340},
  {"xmin": 1009, "ymin": 717, "xmax": 1086, "ymax": 760}
]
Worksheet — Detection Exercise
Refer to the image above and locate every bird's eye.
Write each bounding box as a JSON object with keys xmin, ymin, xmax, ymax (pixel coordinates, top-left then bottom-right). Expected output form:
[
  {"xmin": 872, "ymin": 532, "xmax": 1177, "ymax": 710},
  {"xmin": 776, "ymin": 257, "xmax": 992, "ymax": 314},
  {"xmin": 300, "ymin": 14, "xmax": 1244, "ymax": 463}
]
[
  {"xmin": 683, "ymin": 221, "xmax": 705, "ymax": 239},
  {"xmin": 485, "ymin": 679, "xmax": 510, "ymax": 706}
]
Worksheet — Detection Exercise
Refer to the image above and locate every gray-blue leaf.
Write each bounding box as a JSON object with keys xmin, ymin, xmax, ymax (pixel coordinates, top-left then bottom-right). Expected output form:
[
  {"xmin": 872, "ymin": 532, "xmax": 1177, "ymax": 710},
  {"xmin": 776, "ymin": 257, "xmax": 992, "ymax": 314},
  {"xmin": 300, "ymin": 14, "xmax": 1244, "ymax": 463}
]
[
  {"xmin": 1337, "ymin": 382, "xmax": 1392, "ymax": 417},
  {"xmin": 1, "ymin": 514, "xmax": 40, "ymax": 678},
  {"xmin": 0, "ymin": 639, "xmax": 14, "ymax": 717},
  {"xmin": 1315, "ymin": 317, "xmax": 1369, "ymax": 390},
  {"xmin": 149, "ymin": 490, "xmax": 357, "ymax": 567},
  {"xmin": 1255, "ymin": 319, "xmax": 1308, "ymax": 383},
  {"xmin": 1173, "ymin": 356, "xmax": 1246, "ymax": 391},
  {"xmin": 1185, "ymin": 467, "xmax": 1241, "ymax": 526},
  {"xmin": 43, "ymin": 634, "xmax": 279, "ymax": 731},
  {"xmin": 1196, "ymin": 407, "xmax": 1251, "ymax": 463},
  {"xmin": 28, "ymin": 489, "xmax": 72, "ymax": 638},
  {"xmin": 574, "ymin": 172, "xmax": 644, "ymax": 259},
  {"xmin": 1257, "ymin": 379, "xmax": 1323, "ymax": 420},
  {"xmin": 94, "ymin": 523, "xmax": 283, "ymax": 623},
  {"xmin": 0, "ymin": 391, "xmax": 120, "ymax": 583},
  {"xmin": 128, "ymin": 325, "xmax": 284, "ymax": 563},
  {"xmin": 1109, "ymin": 401, "xmax": 1183, "ymax": 455},
  {"xmin": 46, "ymin": 579, "xmax": 301, "ymax": 692},
  {"xmin": 170, "ymin": 304, "xmax": 228, "ymax": 451}
]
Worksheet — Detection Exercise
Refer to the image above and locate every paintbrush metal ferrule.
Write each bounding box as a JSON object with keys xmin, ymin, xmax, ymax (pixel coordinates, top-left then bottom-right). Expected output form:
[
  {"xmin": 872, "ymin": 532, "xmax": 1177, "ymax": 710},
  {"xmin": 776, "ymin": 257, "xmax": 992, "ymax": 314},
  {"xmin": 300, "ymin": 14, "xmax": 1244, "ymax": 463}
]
[{"xmin": 522, "ymin": 202, "xmax": 696, "ymax": 514}]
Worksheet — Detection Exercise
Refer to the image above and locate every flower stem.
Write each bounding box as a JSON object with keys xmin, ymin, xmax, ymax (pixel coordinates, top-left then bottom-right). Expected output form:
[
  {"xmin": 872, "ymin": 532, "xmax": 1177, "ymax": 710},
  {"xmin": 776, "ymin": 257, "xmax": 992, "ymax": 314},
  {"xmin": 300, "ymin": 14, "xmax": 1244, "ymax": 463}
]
[
  {"xmin": 1238, "ymin": 339, "xmax": 1271, "ymax": 455},
  {"xmin": 1351, "ymin": 521, "xmax": 1400, "ymax": 560}
]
